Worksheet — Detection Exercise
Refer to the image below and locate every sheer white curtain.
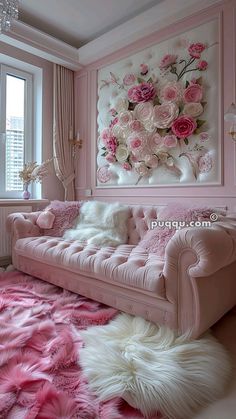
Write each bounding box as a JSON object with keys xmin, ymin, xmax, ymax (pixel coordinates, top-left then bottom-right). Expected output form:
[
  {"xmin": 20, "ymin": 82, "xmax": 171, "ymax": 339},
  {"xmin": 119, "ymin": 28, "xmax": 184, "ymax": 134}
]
[{"xmin": 53, "ymin": 64, "xmax": 75, "ymax": 200}]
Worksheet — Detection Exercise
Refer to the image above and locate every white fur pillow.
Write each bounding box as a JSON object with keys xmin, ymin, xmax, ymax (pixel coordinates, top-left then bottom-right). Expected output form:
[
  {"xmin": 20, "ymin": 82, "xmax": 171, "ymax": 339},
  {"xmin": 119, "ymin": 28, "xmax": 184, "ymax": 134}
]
[{"xmin": 63, "ymin": 201, "xmax": 130, "ymax": 247}]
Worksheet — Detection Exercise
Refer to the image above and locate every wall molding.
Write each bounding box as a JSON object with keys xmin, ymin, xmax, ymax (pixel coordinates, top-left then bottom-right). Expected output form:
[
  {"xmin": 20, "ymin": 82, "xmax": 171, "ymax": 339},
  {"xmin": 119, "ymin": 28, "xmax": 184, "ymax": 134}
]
[{"xmin": 0, "ymin": 20, "xmax": 81, "ymax": 70}]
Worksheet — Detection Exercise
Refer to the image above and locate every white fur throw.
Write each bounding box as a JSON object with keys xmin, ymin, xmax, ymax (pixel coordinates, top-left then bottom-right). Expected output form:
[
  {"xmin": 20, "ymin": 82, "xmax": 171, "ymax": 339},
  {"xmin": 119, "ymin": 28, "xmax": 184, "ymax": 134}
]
[
  {"xmin": 80, "ymin": 314, "xmax": 231, "ymax": 419},
  {"xmin": 63, "ymin": 201, "xmax": 130, "ymax": 247}
]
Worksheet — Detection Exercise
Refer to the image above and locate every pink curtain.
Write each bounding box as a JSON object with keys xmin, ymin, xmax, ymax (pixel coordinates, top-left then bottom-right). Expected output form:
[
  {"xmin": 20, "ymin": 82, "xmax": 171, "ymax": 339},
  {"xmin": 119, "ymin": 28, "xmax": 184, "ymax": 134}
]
[{"xmin": 53, "ymin": 64, "xmax": 75, "ymax": 200}]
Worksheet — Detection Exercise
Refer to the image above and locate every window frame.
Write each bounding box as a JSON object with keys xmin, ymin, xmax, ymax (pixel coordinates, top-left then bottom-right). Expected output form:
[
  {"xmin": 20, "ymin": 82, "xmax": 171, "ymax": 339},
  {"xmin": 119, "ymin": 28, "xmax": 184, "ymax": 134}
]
[{"xmin": 0, "ymin": 64, "xmax": 33, "ymax": 198}]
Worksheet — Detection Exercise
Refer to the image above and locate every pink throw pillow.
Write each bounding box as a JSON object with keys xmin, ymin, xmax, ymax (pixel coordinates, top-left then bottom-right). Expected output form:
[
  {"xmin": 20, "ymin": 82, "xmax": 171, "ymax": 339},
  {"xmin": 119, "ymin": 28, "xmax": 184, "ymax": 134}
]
[
  {"xmin": 36, "ymin": 211, "xmax": 55, "ymax": 229},
  {"xmin": 138, "ymin": 203, "xmax": 217, "ymax": 258},
  {"xmin": 43, "ymin": 200, "xmax": 82, "ymax": 237}
]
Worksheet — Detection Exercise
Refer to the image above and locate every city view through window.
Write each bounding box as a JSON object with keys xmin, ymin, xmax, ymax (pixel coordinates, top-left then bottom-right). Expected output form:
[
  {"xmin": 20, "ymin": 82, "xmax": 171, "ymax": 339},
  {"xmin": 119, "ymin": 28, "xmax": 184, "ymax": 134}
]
[{"xmin": 6, "ymin": 74, "xmax": 25, "ymax": 191}]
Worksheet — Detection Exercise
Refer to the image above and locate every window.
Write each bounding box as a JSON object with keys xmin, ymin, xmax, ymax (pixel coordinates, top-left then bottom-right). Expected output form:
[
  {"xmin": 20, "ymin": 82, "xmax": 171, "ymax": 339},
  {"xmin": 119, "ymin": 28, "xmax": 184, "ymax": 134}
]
[{"xmin": 0, "ymin": 65, "xmax": 33, "ymax": 198}]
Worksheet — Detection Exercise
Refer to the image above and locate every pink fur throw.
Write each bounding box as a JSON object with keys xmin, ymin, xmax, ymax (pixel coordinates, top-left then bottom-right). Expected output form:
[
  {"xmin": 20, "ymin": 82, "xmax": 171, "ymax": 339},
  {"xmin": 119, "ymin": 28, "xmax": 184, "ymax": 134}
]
[
  {"xmin": 43, "ymin": 200, "xmax": 82, "ymax": 237},
  {"xmin": 138, "ymin": 203, "xmax": 218, "ymax": 258}
]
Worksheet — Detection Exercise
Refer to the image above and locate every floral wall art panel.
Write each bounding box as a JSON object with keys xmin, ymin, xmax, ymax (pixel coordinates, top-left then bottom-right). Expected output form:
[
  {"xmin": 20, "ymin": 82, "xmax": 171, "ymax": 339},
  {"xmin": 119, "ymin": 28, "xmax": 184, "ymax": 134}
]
[{"xmin": 96, "ymin": 19, "xmax": 220, "ymax": 187}]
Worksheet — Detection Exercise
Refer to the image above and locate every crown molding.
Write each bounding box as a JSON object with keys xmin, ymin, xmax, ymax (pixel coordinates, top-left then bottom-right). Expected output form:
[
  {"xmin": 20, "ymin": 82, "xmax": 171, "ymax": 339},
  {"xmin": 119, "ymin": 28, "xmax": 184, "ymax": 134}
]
[
  {"xmin": 78, "ymin": 0, "xmax": 222, "ymax": 66},
  {"xmin": 0, "ymin": 20, "xmax": 82, "ymax": 70}
]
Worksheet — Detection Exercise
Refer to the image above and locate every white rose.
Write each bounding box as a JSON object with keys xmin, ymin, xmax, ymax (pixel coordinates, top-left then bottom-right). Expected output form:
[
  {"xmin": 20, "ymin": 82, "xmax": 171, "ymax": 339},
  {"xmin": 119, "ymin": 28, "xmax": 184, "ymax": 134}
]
[
  {"xmin": 134, "ymin": 102, "xmax": 154, "ymax": 122},
  {"xmin": 115, "ymin": 145, "xmax": 129, "ymax": 163},
  {"xmin": 134, "ymin": 162, "xmax": 149, "ymax": 176},
  {"xmin": 114, "ymin": 98, "xmax": 129, "ymax": 113},
  {"xmin": 183, "ymin": 102, "xmax": 203, "ymax": 118},
  {"xmin": 112, "ymin": 124, "xmax": 125, "ymax": 138},
  {"xmin": 118, "ymin": 110, "xmax": 134, "ymax": 127}
]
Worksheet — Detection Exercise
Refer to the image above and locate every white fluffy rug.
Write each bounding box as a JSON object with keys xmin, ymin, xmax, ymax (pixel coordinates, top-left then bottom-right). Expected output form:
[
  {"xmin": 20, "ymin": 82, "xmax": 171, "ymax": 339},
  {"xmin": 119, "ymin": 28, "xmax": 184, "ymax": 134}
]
[{"xmin": 80, "ymin": 314, "xmax": 231, "ymax": 419}]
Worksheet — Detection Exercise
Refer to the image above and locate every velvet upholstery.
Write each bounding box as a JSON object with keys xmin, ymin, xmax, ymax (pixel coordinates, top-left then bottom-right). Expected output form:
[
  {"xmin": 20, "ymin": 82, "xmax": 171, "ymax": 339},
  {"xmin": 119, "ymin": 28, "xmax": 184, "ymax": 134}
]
[{"xmin": 7, "ymin": 204, "xmax": 236, "ymax": 338}]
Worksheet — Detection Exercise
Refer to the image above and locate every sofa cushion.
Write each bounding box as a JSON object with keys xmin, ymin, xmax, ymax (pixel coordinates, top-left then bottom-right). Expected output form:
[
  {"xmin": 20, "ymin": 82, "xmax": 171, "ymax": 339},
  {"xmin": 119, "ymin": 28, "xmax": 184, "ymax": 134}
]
[
  {"xmin": 15, "ymin": 237, "xmax": 165, "ymax": 296},
  {"xmin": 138, "ymin": 203, "xmax": 217, "ymax": 257},
  {"xmin": 43, "ymin": 200, "xmax": 81, "ymax": 237}
]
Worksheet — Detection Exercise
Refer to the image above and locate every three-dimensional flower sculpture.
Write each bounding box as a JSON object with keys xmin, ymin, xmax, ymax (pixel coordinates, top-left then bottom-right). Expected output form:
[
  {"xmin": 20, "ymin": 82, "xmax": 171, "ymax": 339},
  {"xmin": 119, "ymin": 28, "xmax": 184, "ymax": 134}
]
[{"xmin": 98, "ymin": 42, "xmax": 212, "ymax": 183}]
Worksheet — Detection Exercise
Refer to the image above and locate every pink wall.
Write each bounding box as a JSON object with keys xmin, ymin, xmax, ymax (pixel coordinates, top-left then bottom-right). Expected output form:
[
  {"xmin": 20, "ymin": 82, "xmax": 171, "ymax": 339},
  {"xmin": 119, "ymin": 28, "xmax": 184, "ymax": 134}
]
[
  {"xmin": 74, "ymin": 0, "xmax": 236, "ymax": 211},
  {"xmin": 0, "ymin": 42, "xmax": 64, "ymax": 202}
]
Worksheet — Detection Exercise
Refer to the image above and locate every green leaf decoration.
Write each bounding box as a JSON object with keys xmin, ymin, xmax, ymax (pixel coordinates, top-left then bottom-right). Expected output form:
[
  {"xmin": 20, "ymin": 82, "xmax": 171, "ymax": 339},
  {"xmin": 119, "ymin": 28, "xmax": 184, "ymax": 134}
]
[
  {"xmin": 101, "ymin": 152, "xmax": 107, "ymax": 157},
  {"xmin": 101, "ymin": 147, "xmax": 106, "ymax": 150},
  {"xmin": 185, "ymin": 80, "xmax": 190, "ymax": 88},
  {"xmin": 196, "ymin": 119, "xmax": 206, "ymax": 128},
  {"xmin": 153, "ymin": 96, "xmax": 160, "ymax": 106},
  {"xmin": 184, "ymin": 138, "xmax": 189, "ymax": 145},
  {"xmin": 137, "ymin": 77, "xmax": 145, "ymax": 84},
  {"xmin": 147, "ymin": 77, "xmax": 153, "ymax": 83}
]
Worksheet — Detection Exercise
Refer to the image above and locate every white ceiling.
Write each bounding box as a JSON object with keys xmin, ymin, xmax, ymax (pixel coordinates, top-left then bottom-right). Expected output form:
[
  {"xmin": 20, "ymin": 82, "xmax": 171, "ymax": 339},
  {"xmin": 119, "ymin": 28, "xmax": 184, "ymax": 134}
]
[{"xmin": 19, "ymin": 0, "xmax": 163, "ymax": 48}]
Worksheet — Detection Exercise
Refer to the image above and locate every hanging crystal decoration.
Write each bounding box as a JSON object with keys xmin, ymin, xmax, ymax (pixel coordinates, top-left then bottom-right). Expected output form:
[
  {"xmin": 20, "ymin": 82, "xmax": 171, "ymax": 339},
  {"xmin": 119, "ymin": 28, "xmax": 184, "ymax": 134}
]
[{"xmin": 0, "ymin": 0, "xmax": 19, "ymax": 33}]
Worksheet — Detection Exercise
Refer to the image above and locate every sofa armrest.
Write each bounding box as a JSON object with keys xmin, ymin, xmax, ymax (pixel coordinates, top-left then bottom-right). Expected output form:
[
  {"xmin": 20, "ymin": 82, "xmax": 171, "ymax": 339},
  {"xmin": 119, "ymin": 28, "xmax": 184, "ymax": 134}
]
[
  {"xmin": 7, "ymin": 211, "xmax": 43, "ymax": 240},
  {"xmin": 164, "ymin": 223, "xmax": 236, "ymax": 279}
]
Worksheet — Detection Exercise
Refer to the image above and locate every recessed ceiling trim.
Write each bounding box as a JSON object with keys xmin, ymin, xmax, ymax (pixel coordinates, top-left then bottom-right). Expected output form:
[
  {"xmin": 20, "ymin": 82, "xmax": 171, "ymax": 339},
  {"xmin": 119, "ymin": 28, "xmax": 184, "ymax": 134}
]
[
  {"xmin": 0, "ymin": 20, "xmax": 81, "ymax": 70},
  {"xmin": 78, "ymin": 0, "xmax": 222, "ymax": 66}
]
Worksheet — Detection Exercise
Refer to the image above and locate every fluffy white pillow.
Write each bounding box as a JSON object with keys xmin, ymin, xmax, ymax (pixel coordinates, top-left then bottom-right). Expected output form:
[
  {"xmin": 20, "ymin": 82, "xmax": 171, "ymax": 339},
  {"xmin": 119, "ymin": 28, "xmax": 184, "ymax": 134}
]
[{"xmin": 63, "ymin": 201, "xmax": 130, "ymax": 247}]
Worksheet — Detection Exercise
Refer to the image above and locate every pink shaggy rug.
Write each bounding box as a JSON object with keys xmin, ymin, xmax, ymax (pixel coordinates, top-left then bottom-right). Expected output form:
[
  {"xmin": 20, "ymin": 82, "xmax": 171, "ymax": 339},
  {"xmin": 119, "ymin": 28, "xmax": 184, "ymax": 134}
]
[{"xmin": 0, "ymin": 271, "xmax": 161, "ymax": 419}]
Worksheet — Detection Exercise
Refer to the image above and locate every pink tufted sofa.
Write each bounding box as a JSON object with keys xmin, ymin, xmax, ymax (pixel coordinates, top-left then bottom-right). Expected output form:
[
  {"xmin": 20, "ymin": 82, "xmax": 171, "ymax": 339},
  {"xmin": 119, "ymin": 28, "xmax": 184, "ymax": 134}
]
[{"xmin": 7, "ymin": 203, "xmax": 236, "ymax": 338}]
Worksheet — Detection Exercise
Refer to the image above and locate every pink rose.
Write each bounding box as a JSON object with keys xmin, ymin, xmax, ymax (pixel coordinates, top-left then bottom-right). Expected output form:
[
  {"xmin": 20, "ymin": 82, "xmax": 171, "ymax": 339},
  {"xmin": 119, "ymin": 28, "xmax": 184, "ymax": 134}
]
[
  {"xmin": 130, "ymin": 138, "xmax": 142, "ymax": 149},
  {"xmin": 128, "ymin": 82, "xmax": 156, "ymax": 103},
  {"xmin": 183, "ymin": 102, "xmax": 203, "ymax": 118},
  {"xmin": 171, "ymin": 115, "xmax": 197, "ymax": 139},
  {"xmin": 150, "ymin": 133, "xmax": 163, "ymax": 153},
  {"xmin": 140, "ymin": 63, "xmax": 149, "ymax": 75},
  {"xmin": 188, "ymin": 42, "xmax": 206, "ymax": 58},
  {"xmin": 197, "ymin": 60, "xmax": 208, "ymax": 71},
  {"xmin": 127, "ymin": 132, "xmax": 147, "ymax": 156},
  {"xmin": 163, "ymin": 135, "xmax": 178, "ymax": 148},
  {"xmin": 159, "ymin": 54, "xmax": 178, "ymax": 69},
  {"xmin": 101, "ymin": 128, "xmax": 112, "ymax": 141},
  {"xmin": 145, "ymin": 154, "xmax": 159, "ymax": 168},
  {"xmin": 130, "ymin": 120, "xmax": 142, "ymax": 132},
  {"xmin": 123, "ymin": 162, "xmax": 132, "ymax": 171},
  {"xmin": 134, "ymin": 102, "xmax": 154, "ymax": 121},
  {"xmin": 118, "ymin": 111, "xmax": 133, "ymax": 127},
  {"xmin": 123, "ymin": 73, "xmax": 136, "ymax": 86},
  {"xmin": 160, "ymin": 82, "xmax": 182, "ymax": 103},
  {"xmin": 183, "ymin": 84, "xmax": 203, "ymax": 103},
  {"xmin": 105, "ymin": 153, "xmax": 116, "ymax": 163},
  {"xmin": 197, "ymin": 153, "xmax": 213, "ymax": 173},
  {"xmin": 153, "ymin": 103, "xmax": 179, "ymax": 129},
  {"xmin": 97, "ymin": 166, "xmax": 112, "ymax": 183}
]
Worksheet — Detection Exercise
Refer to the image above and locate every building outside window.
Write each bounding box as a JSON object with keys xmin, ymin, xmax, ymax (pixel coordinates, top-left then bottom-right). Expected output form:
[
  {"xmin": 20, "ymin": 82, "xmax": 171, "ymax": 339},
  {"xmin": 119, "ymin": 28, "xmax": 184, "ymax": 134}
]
[{"xmin": 0, "ymin": 65, "xmax": 33, "ymax": 198}]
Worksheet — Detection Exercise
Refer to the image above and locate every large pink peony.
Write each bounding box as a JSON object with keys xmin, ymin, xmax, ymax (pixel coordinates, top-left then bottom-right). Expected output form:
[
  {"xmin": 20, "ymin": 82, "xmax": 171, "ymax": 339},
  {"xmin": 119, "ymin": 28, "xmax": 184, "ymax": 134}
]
[
  {"xmin": 188, "ymin": 42, "xmax": 206, "ymax": 59},
  {"xmin": 171, "ymin": 115, "xmax": 197, "ymax": 139},
  {"xmin": 159, "ymin": 54, "xmax": 178, "ymax": 69},
  {"xmin": 183, "ymin": 84, "xmax": 203, "ymax": 103},
  {"xmin": 128, "ymin": 82, "xmax": 156, "ymax": 103},
  {"xmin": 153, "ymin": 103, "xmax": 179, "ymax": 129},
  {"xmin": 160, "ymin": 82, "xmax": 182, "ymax": 103}
]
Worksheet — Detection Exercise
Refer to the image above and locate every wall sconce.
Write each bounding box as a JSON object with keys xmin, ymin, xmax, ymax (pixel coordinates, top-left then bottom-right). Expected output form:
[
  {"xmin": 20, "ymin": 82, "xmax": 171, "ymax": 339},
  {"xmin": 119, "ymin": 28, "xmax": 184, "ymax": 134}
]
[
  {"xmin": 224, "ymin": 103, "xmax": 236, "ymax": 141},
  {"xmin": 68, "ymin": 128, "xmax": 83, "ymax": 157}
]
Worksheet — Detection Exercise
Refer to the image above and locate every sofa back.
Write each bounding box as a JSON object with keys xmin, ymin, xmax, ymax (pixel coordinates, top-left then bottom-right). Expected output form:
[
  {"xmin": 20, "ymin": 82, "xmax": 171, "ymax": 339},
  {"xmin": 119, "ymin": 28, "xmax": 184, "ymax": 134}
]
[{"xmin": 127, "ymin": 205, "xmax": 164, "ymax": 245}]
